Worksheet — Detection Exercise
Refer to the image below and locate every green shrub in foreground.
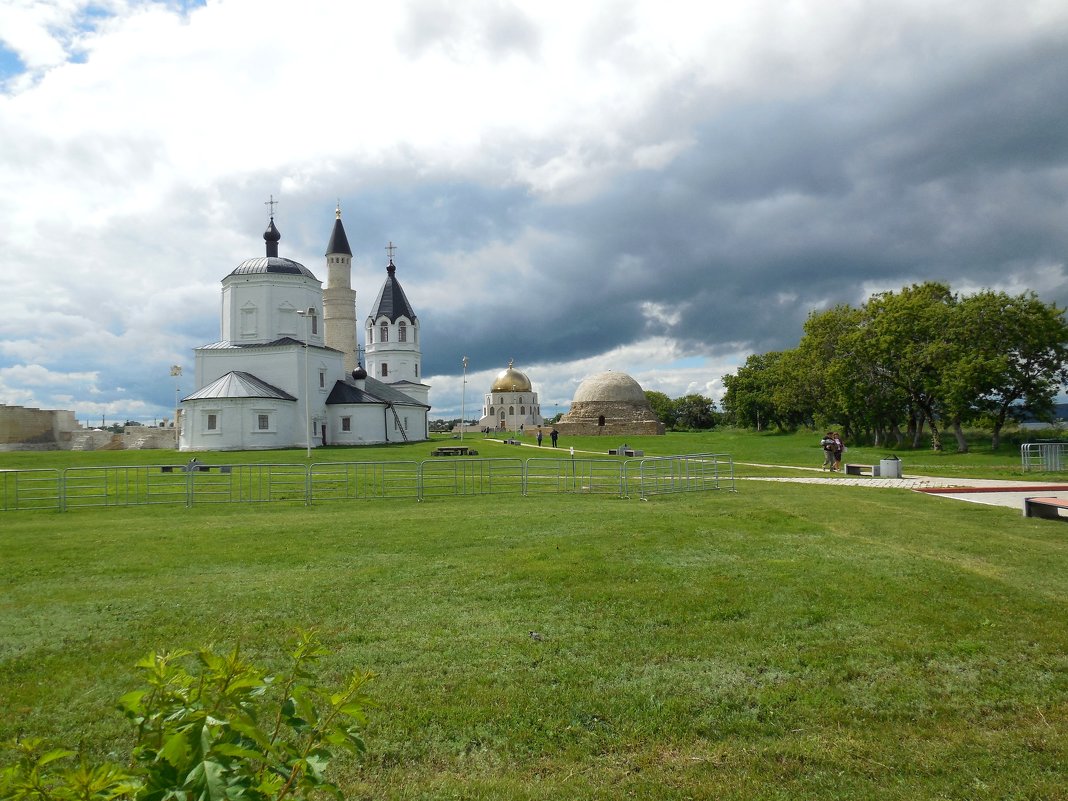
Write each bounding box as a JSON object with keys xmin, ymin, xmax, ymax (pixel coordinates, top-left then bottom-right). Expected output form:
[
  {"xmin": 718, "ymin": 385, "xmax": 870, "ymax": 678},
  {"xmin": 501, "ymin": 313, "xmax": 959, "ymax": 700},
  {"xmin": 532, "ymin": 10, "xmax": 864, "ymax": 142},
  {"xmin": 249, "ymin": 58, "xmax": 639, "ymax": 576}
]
[{"xmin": 1, "ymin": 632, "xmax": 373, "ymax": 801}]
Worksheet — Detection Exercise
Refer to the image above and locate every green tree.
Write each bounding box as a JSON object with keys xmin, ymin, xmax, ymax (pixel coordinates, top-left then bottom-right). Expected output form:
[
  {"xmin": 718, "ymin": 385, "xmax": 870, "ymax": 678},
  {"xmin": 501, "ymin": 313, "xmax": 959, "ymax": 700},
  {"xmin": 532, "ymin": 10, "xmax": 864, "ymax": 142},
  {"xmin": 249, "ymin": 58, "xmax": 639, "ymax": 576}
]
[
  {"xmin": 674, "ymin": 394, "xmax": 717, "ymax": 430},
  {"xmin": 644, "ymin": 390, "xmax": 677, "ymax": 428}
]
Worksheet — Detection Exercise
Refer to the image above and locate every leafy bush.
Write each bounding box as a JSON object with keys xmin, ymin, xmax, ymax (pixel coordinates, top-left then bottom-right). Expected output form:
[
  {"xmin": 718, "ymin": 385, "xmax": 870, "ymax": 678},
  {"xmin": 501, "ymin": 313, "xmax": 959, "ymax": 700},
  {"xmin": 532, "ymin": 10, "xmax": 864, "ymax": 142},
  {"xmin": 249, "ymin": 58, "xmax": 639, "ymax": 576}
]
[{"xmin": 1, "ymin": 632, "xmax": 373, "ymax": 801}]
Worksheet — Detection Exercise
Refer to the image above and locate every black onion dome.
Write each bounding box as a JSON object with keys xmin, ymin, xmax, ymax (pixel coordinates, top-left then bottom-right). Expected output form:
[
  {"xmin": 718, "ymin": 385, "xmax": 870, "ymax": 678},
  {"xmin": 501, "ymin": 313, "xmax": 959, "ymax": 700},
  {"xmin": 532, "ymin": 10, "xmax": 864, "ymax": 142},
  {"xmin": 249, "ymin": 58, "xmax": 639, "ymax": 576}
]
[
  {"xmin": 351, "ymin": 365, "xmax": 367, "ymax": 380},
  {"xmin": 264, "ymin": 218, "xmax": 281, "ymax": 244},
  {"xmin": 230, "ymin": 257, "xmax": 317, "ymax": 278}
]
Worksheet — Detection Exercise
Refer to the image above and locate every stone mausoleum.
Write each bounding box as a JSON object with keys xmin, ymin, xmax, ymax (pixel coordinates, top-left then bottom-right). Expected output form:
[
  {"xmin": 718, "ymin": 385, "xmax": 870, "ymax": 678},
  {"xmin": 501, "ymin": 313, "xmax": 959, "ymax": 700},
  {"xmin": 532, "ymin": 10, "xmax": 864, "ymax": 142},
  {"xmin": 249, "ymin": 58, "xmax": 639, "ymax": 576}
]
[{"xmin": 554, "ymin": 371, "xmax": 665, "ymax": 436}]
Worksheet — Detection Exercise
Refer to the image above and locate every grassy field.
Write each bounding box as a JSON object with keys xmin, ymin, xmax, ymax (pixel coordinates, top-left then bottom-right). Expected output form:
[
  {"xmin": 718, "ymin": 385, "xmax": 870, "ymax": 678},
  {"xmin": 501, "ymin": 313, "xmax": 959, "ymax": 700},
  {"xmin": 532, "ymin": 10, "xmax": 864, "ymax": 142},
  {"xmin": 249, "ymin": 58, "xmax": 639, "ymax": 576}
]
[{"xmin": 2, "ymin": 432, "xmax": 1067, "ymax": 799}]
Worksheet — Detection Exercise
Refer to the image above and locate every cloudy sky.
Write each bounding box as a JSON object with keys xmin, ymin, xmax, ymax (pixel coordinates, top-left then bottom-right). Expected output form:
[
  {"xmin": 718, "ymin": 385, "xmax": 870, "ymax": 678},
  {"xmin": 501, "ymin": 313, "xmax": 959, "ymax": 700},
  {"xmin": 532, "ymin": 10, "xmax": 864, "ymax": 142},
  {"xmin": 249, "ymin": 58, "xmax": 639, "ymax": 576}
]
[{"xmin": 2, "ymin": 0, "xmax": 1067, "ymax": 424}]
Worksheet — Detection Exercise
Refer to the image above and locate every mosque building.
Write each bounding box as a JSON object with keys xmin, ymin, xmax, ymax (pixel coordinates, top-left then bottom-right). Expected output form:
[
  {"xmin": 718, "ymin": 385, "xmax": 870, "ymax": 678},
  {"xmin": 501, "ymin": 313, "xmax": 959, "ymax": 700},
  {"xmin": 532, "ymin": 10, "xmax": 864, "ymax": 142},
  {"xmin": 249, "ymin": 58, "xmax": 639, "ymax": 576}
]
[
  {"xmin": 554, "ymin": 371, "xmax": 665, "ymax": 436},
  {"xmin": 478, "ymin": 361, "xmax": 544, "ymax": 432},
  {"xmin": 178, "ymin": 206, "xmax": 430, "ymax": 451}
]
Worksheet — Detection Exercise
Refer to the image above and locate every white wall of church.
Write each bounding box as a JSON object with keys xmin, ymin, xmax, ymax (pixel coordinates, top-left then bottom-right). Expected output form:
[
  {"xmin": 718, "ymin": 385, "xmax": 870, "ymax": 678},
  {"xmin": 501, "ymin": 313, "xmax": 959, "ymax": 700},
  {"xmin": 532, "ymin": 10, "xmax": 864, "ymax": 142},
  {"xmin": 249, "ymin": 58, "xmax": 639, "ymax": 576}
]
[
  {"xmin": 180, "ymin": 398, "xmax": 300, "ymax": 451},
  {"xmin": 221, "ymin": 274, "xmax": 324, "ymax": 345}
]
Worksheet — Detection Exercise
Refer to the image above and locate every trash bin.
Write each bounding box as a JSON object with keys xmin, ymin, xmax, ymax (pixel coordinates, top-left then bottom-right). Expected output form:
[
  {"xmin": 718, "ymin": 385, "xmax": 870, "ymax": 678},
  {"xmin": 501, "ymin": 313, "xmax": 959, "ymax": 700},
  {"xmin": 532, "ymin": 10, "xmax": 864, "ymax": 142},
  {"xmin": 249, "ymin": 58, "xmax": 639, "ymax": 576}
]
[{"xmin": 879, "ymin": 457, "xmax": 902, "ymax": 479}]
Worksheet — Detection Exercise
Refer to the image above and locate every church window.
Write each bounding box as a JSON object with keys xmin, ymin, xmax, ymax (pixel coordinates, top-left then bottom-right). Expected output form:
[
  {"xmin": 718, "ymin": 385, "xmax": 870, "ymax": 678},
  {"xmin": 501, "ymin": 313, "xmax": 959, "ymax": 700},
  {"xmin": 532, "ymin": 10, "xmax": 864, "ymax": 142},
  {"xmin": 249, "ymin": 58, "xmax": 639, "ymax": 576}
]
[
  {"xmin": 319, "ymin": 370, "xmax": 326, "ymax": 389},
  {"xmin": 509, "ymin": 406, "xmax": 514, "ymax": 416},
  {"xmin": 367, "ymin": 326, "xmax": 373, "ymax": 344},
  {"xmin": 257, "ymin": 414, "xmax": 269, "ymax": 431},
  {"xmin": 240, "ymin": 306, "xmax": 257, "ymax": 337},
  {"xmin": 380, "ymin": 322, "xmax": 389, "ymax": 342},
  {"xmin": 489, "ymin": 406, "xmax": 495, "ymax": 416},
  {"xmin": 381, "ymin": 363, "xmax": 388, "ymax": 377},
  {"xmin": 414, "ymin": 363, "xmax": 418, "ymax": 377},
  {"xmin": 519, "ymin": 396, "xmax": 523, "ymax": 404},
  {"xmin": 404, "ymin": 416, "xmax": 409, "ymax": 430},
  {"xmin": 311, "ymin": 315, "xmax": 318, "ymax": 335},
  {"xmin": 500, "ymin": 410, "xmax": 505, "ymax": 419},
  {"xmin": 398, "ymin": 321, "xmax": 407, "ymax": 342},
  {"xmin": 206, "ymin": 413, "xmax": 218, "ymax": 431},
  {"xmin": 341, "ymin": 417, "xmax": 351, "ymax": 432},
  {"xmin": 520, "ymin": 406, "xmax": 525, "ymax": 415}
]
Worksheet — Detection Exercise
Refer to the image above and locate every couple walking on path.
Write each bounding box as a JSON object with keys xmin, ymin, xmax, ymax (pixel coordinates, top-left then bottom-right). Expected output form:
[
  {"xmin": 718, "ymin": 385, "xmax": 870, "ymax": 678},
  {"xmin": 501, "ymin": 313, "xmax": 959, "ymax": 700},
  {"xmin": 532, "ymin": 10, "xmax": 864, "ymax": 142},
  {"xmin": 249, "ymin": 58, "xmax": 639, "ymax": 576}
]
[{"xmin": 820, "ymin": 431, "xmax": 844, "ymax": 471}]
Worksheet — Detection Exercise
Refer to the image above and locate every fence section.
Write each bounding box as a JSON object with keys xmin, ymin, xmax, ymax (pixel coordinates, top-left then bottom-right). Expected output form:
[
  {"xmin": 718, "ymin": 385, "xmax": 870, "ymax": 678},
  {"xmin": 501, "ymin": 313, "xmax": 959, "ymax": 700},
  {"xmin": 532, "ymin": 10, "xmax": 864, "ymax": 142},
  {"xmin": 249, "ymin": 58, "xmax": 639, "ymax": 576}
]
[
  {"xmin": 2, "ymin": 453, "xmax": 735, "ymax": 512},
  {"xmin": 524, "ymin": 457, "xmax": 624, "ymax": 496},
  {"xmin": 309, "ymin": 461, "xmax": 420, "ymax": 502},
  {"xmin": 628, "ymin": 453, "xmax": 735, "ymax": 499},
  {"xmin": 1021, "ymin": 442, "xmax": 1067, "ymax": 473},
  {"xmin": 419, "ymin": 458, "xmax": 524, "ymax": 498},
  {"xmin": 0, "ymin": 468, "xmax": 62, "ymax": 512}
]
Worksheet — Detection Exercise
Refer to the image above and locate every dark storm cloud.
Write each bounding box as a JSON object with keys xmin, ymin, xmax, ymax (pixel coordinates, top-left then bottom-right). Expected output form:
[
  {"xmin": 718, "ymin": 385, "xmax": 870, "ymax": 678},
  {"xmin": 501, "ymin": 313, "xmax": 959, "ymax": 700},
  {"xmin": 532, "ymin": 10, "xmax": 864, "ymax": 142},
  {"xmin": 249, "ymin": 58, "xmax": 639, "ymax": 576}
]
[{"xmin": 411, "ymin": 35, "xmax": 1068, "ymax": 370}]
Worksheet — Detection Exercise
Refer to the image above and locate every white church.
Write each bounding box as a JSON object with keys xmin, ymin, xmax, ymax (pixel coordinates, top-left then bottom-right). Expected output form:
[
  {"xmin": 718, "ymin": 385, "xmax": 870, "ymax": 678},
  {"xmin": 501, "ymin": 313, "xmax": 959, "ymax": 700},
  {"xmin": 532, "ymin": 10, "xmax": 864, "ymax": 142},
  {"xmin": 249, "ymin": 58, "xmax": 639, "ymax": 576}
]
[{"xmin": 178, "ymin": 206, "xmax": 430, "ymax": 451}]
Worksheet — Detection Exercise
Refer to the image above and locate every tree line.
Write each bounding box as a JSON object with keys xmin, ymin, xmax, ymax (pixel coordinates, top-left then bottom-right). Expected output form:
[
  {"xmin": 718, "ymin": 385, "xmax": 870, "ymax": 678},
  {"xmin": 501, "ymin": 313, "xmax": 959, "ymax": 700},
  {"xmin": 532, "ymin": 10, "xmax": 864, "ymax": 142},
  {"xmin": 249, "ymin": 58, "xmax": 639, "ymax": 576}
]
[{"xmin": 720, "ymin": 282, "xmax": 1068, "ymax": 451}]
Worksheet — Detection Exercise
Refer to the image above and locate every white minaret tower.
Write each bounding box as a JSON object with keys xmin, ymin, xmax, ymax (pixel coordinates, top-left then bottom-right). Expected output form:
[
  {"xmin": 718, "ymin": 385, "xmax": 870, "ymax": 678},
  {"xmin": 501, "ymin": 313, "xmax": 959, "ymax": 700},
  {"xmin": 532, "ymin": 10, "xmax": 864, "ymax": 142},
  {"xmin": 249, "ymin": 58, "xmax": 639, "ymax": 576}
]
[
  {"xmin": 365, "ymin": 242, "xmax": 430, "ymax": 406},
  {"xmin": 322, "ymin": 204, "xmax": 358, "ymax": 374}
]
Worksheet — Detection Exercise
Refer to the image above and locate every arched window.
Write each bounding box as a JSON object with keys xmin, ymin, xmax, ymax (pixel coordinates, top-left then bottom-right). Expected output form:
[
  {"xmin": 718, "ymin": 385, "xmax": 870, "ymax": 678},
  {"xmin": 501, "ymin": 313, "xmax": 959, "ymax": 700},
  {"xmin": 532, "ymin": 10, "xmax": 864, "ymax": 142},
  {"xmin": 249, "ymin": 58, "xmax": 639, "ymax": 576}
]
[
  {"xmin": 520, "ymin": 406, "xmax": 525, "ymax": 415},
  {"xmin": 500, "ymin": 410, "xmax": 506, "ymax": 419},
  {"xmin": 489, "ymin": 406, "xmax": 495, "ymax": 415},
  {"xmin": 398, "ymin": 321, "xmax": 407, "ymax": 342},
  {"xmin": 367, "ymin": 325, "xmax": 373, "ymax": 344},
  {"xmin": 509, "ymin": 406, "xmax": 514, "ymax": 416},
  {"xmin": 380, "ymin": 322, "xmax": 389, "ymax": 343}
]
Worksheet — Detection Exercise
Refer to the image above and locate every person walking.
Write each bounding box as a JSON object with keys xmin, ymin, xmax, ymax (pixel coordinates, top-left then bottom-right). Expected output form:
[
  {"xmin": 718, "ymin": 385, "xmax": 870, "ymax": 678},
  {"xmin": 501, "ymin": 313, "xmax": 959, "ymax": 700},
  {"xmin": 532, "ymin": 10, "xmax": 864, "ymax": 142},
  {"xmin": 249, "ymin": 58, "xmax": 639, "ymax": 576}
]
[
  {"xmin": 832, "ymin": 431, "xmax": 845, "ymax": 472},
  {"xmin": 536, "ymin": 428, "xmax": 544, "ymax": 447},
  {"xmin": 819, "ymin": 432, "xmax": 835, "ymax": 471},
  {"xmin": 550, "ymin": 428, "xmax": 559, "ymax": 447}
]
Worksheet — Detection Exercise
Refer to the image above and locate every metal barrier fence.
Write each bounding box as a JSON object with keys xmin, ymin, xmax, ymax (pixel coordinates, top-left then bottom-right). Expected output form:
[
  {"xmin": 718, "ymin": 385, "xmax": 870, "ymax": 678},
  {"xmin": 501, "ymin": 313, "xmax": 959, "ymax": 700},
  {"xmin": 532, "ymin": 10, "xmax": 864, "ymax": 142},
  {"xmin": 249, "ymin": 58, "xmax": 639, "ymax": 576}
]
[
  {"xmin": 309, "ymin": 461, "xmax": 420, "ymax": 502},
  {"xmin": 0, "ymin": 453, "xmax": 734, "ymax": 512},
  {"xmin": 626, "ymin": 453, "xmax": 735, "ymax": 499},
  {"xmin": 419, "ymin": 458, "xmax": 524, "ymax": 498},
  {"xmin": 1021, "ymin": 442, "xmax": 1067, "ymax": 472},
  {"xmin": 0, "ymin": 468, "xmax": 62, "ymax": 511},
  {"xmin": 524, "ymin": 457, "xmax": 624, "ymax": 496}
]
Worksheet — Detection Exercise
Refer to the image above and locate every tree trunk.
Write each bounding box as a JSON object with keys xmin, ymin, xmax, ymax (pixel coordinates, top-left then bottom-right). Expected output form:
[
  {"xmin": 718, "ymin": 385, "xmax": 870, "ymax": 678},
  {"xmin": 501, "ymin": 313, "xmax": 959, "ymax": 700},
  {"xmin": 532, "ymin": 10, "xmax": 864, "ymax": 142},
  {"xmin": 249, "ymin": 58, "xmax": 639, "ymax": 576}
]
[
  {"xmin": 910, "ymin": 415, "xmax": 925, "ymax": 449},
  {"xmin": 927, "ymin": 413, "xmax": 943, "ymax": 451},
  {"xmin": 890, "ymin": 423, "xmax": 904, "ymax": 448},
  {"xmin": 951, "ymin": 416, "xmax": 969, "ymax": 453}
]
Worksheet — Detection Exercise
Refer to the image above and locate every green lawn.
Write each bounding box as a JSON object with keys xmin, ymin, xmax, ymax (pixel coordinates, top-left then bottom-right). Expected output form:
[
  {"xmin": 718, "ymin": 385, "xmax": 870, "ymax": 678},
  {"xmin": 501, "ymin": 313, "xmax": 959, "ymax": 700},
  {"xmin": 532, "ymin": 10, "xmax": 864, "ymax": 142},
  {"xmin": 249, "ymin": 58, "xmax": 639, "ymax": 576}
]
[{"xmin": 3, "ymin": 452, "xmax": 1067, "ymax": 799}]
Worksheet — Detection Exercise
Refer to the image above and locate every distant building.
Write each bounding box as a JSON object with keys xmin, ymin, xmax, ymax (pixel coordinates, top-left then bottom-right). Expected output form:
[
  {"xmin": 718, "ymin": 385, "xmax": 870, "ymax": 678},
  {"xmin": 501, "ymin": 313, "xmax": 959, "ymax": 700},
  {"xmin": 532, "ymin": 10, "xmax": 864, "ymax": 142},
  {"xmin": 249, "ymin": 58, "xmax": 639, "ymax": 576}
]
[
  {"xmin": 179, "ymin": 207, "xmax": 429, "ymax": 451},
  {"xmin": 554, "ymin": 371, "xmax": 665, "ymax": 436},
  {"xmin": 478, "ymin": 361, "xmax": 544, "ymax": 431}
]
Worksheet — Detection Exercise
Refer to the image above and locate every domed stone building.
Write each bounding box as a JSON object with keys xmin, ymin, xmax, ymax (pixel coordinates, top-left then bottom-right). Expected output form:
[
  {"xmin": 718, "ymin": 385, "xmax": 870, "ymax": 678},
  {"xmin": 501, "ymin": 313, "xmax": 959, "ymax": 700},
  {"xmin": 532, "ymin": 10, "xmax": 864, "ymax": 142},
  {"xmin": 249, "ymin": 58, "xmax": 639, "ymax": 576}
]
[
  {"xmin": 555, "ymin": 371, "xmax": 665, "ymax": 436},
  {"xmin": 478, "ymin": 361, "xmax": 544, "ymax": 432}
]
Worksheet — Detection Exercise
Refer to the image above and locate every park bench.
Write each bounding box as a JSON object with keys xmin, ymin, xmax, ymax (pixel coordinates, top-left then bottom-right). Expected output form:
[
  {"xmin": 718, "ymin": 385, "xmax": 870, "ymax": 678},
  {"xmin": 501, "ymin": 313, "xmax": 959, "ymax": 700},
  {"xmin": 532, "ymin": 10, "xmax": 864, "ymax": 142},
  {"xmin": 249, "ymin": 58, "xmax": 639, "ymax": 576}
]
[
  {"xmin": 1022, "ymin": 496, "xmax": 1068, "ymax": 520},
  {"xmin": 844, "ymin": 463, "xmax": 875, "ymax": 476},
  {"xmin": 162, "ymin": 464, "xmax": 231, "ymax": 473},
  {"xmin": 608, "ymin": 447, "xmax": 644, "ymax": 457},
  {"xmin": 431, "ymin": 446, "xmax": 477, "ymax": 457}
]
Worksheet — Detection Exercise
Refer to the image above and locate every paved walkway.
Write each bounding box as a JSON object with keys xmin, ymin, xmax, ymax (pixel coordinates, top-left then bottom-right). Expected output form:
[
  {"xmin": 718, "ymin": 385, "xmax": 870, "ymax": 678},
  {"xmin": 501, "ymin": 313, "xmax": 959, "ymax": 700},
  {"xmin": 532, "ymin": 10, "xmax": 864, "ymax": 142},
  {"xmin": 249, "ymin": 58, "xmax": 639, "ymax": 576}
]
[{"xmin": 737, "ymin": 462, "xmax": 1068, "ymax": 510}]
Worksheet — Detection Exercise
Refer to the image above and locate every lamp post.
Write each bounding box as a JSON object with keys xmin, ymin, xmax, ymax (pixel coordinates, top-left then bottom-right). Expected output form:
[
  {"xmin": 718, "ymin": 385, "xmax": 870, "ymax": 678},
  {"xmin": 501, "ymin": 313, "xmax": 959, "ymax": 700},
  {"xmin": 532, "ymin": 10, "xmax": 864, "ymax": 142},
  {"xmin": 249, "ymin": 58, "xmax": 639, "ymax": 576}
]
[
  {"xmin": 170, "ymin": 365, "xmax": 182, "ymax": 443},
  {"xmin": 460, "ymin": 356, "xmax": 468, "ymax": 443},
  {"xmin": 512, "ymin": 382, "xmax": 518, "ymax": 435},
  {"xmin": 296, "ymin": 309, "xmax": 312, "ymax": 458}
]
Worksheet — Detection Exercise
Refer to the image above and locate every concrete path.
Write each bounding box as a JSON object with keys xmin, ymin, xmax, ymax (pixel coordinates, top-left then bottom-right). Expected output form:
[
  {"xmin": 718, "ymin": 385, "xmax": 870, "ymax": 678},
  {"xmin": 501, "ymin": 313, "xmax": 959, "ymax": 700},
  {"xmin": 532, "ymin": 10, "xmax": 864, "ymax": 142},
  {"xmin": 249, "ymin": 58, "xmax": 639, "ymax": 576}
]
[{"xmin": 737, "ymin": 462, "xmax": 1068, "ymax": 511}]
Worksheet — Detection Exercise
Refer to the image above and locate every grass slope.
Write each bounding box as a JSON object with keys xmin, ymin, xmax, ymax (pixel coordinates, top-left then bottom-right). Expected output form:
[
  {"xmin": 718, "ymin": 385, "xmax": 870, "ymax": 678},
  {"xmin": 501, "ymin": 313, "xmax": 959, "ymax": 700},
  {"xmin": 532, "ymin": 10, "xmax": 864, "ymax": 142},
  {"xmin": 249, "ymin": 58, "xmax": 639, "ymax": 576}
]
[{"xmin": 3, "ymin": 477, "xmax": 1067, "ymax": 799}]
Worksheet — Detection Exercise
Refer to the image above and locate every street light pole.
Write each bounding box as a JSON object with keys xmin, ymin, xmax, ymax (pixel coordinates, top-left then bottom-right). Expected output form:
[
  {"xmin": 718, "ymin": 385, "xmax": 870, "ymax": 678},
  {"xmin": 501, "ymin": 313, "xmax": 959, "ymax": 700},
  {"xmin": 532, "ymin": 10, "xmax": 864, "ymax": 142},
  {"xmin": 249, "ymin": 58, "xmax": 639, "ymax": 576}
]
[
  {"xmin": 296, "ymin": 309, "xmax": 312, "ymax": 458},
  {"xmin": 460, "ymin": 356, "xmax": 468, "ymax": 443},
  {"xmin": 170, "ymin": 365, "xmax": 182, "ymax": 445}
]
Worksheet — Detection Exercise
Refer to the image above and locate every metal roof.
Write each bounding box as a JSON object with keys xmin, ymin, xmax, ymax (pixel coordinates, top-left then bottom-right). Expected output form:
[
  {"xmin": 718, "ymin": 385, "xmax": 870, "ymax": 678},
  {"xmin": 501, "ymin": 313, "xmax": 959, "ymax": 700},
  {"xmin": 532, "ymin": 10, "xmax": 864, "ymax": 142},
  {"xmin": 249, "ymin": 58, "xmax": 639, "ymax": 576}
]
[
  {"xmin": 229, "ymin": 257, "xmax": 318, "ymax": 279},
  {"xmin": 196, "ymin": 338, "xmax": 342, "ymax": 352},
  {"xmin": 325, "ymin": 216, "xmax": 352, "ymax": 256},
  {"xmin": 326, "ymin": 375, "xmax": 429, "ymax": 408},
  {"xmin": 183, "ymin": 371, "xmax": 297, "ymax": 402},
  {"xmin": 368, "ymin": 260, "xmax": 417, "ymax": 323}
]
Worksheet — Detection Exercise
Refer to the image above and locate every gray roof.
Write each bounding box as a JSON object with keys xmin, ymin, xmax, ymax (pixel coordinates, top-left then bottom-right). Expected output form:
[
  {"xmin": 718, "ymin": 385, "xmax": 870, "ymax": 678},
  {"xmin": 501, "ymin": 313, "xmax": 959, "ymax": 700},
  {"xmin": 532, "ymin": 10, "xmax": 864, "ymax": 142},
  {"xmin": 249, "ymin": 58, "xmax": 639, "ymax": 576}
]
[
  {"xmin": 325, "ymin": 216, "xmax": 352, "ymax": 256},
  {"xmin": 368, "ymin": 260, "xmax": 417, "ymax": 323},
  {"xmin": 183, "ymin": 371, "xmax": 297, "ymax": 402},
  {"xmin": 229, "ymin": 257, "xmax": 318, "ymax": 279},
  {"xmin": 326, "ymin": 375, "xmax": 429, "ymax": 408},
  {"xmin": 196, "ymin": 338, "xmax": 342, "ymax": 352}
]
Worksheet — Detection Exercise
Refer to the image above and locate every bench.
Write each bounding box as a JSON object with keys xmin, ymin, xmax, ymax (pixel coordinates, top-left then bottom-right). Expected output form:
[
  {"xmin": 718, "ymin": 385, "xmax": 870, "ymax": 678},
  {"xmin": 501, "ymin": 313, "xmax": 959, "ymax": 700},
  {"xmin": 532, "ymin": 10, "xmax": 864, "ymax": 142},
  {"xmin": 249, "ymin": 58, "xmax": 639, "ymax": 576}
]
[
  {"xmin": 609, "ymin": 448, "xmax": 645, "ymax": 457},
  {"xmin": 162, "ymin": 465, "xmax": 231, "ymax": 473},
  {"xmin": 844, "ymin": 463, "xmax": 875, "ymax": 476},
  {"xmin": 432, "ymin": 446, "xmax": 470, "ymax": 457},
  {"xmin": 1023, "ymin": 496, "xmax": 1068, "ymax": 520}
]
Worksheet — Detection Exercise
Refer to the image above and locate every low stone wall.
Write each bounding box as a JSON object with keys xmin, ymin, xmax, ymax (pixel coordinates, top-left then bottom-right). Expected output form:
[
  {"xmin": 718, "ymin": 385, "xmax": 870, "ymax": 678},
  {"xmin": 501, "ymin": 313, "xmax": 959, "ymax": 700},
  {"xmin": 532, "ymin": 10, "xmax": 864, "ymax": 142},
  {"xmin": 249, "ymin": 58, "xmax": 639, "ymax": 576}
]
[
  {"xmin": 553, "ymin": 420, "xmax": 666, "ymax": 436},
  {"xmin": 0, "ymin": 404, "xmax": 79, "ymax": 450}
]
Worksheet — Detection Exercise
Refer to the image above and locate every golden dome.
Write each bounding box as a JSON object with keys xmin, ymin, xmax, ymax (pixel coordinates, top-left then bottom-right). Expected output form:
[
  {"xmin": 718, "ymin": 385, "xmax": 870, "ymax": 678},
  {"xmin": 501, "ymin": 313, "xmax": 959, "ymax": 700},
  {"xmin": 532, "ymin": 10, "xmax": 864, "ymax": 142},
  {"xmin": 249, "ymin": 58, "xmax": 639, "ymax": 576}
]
[{"xmin": 490, "ymin": 360, "xmax": 533, "ymax": 393}]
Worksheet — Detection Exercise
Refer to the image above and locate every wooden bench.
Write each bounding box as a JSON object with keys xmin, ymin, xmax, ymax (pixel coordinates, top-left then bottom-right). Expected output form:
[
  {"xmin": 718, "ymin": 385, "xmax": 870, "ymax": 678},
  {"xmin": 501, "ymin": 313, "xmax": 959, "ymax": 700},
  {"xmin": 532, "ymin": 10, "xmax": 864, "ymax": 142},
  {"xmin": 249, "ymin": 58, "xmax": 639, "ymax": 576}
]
[
  {"xmin": 844, "ymin": 463, "xmax": 875, "ymax": 476},
  {"xmin": 432, "ymin": 446, "xmax": 470, "ymax": 457},
  {"xmin": 609, "ymin": 448, "xmax": 645, "ymax": 457},
  {"xmin": 1023, "ymin": 496, "xmax": 1068, "ymax": 520}
]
